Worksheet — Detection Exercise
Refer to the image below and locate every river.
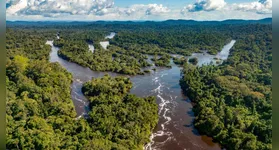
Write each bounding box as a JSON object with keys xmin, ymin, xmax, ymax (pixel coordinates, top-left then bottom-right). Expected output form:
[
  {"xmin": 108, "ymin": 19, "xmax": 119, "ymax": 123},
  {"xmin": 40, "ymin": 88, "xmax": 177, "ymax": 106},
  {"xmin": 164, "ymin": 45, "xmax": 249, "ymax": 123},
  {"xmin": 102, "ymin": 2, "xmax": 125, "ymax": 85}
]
[
  {"xmin": 100, "ymin": 32, "xmax": 116, "ymax": 49},
  {"xmin": 46, "ymin": 33, "xmax": 235, "ymax": 150},
  {"xmin": 188, "ymin": 40, "xmax": 236, "ymax": 66},
  {"xmin": 88, "ymin": 43, "xmax": 94, "ymax": 53}
]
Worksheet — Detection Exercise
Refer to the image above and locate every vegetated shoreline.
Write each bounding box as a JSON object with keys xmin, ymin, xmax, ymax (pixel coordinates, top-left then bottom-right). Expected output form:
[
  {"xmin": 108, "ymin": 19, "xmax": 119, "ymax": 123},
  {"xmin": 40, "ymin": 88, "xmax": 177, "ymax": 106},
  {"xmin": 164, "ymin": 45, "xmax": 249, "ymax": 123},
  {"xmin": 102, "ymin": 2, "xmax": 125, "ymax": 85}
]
[
  {"xmin": 49, "ymin": 23, "xmax": 232, "ymax": 76},
  {"xmin": 49, "ymin": 40, "xmax": 160, "ymax": 149},
  {"xmin": 50, "ymin": 38, "xmax": 235, "ymax": 149},
  {"xmin": 81, "ymin": 75, "xmax": 159, "ymax": 149},
  {"xmin": 55, "ymin": 38, "xmax": 232, "ymax": 75},
  {"xmin": 179, "ymin": 25, "xmax": 272, "ymax": 150},
  {"xmin": 6, "ymin": 20, "xmax": 271, "ymax": 150},
  {"xmin": 50, "ymin": 34, "xmax": 236, "ymax": 149}
]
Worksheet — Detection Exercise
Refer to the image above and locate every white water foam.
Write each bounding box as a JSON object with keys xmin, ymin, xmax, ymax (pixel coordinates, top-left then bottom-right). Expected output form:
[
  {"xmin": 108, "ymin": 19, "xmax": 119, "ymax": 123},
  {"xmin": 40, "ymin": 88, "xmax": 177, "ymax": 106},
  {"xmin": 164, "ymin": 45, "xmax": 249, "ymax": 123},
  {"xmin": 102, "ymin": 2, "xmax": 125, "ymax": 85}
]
[
  {"xmin": 144, "ymin": 74, "xmax": 175, "ymax": 150},
  {"xmin": 46, "ymin": 41, "xmax": 52, "ymax": 45},
  {"xmin": 144, "ymin": 131, "xmax": 173, "ymax": 150},
  {"xmin": 152, "ymin": 83, "xmax": 162, "ymax": 94},
  {"xmin": 75, "ymin": 112, "xmax": 85, "ymax": 120},
  {"xmin": 74, "ymin": 95, "xmax": 86, "ymax": 105},
  {"xmin": 162, "ymin": 108, "xmax": 171, "ymax": 128},
  {"xmin": 154, "ymin": 136, "xmax": 173, "ymax": 147},
  {"xmin": 160, "ymin": 73, "xmax": 168, "ymax": 78},
  {"xmin": 158, "ymin": 94, "xmax": 169, "ymax": 114},
  {"xmin": 76, "ymin": 78, "xmax": 82, "ymax": 83},
  {"xmin": 152, "ymin": 77, "xmax": 159, "ymax": 83},
  {"xmin": 73, "ymin": 90, "xmax": 80, "ymax": 96}
]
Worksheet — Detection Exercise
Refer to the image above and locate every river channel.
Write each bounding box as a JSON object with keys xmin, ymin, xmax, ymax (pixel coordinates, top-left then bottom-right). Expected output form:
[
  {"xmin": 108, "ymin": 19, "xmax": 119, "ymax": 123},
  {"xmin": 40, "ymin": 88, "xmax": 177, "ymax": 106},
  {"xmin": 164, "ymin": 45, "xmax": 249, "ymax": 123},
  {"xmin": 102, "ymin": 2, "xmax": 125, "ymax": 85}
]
[{"xmin": 46, "ymin": 33, "xmax": 235, "ymax": 150}]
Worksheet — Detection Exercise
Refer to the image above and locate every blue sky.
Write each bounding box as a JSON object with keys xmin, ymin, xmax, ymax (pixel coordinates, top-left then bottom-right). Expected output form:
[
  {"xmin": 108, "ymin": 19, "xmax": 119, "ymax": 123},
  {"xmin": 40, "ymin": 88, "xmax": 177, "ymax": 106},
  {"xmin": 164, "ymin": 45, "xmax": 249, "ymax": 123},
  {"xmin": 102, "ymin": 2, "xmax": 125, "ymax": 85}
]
[{"xmin": 6, "ymin": 0, "xmax": 272, "ymax": 21}]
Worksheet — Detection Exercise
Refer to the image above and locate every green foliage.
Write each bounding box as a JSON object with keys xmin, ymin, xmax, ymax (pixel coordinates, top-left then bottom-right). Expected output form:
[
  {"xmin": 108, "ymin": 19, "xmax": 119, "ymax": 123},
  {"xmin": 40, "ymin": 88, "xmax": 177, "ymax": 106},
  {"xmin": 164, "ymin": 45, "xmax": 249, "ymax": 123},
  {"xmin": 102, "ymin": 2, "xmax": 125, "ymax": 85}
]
[
  {"xmin": 110, "ymin": 26, "xmax": 229, "ymax": 56},
  {"xmin": 8, "ymin": 22, "xmax": 233, "ymax": 74},
  {"xmin": 6, "ymin": 27, "xmax": 159, "ymax": 149},
  {"xmin": 82, "ymin": 75, "xmax": 132, "ymax": 96},
  {"xmin": 57, "ymin": 38, "xmax": 148, "ymax": 75},
  {"xmin": 7, "ymin": 21, "xmax": 272, "ymax": 150},
  {"xmin": 180, "ymin": 24, "xmax": 272, "ymax": 150},
  {"xmin": 173, "ymin": 57, "xmax": 187, "ymax": 65},
  {"xmin": 151, "ymin": 54, "xmax": 172, "ymax": 67},
  {"xmin": 6, "ymin": 28, "xmax": 52, "ymax": 60},
  {"xmin": 82, "ymin": 75, "xmax": 159, "ymax": 149},
  {"xmin": 6, "ymin": 57, "xmax": 157, "ymax": 150},
  {"xmin": 6, "ymin": 55, "xmax": 79, "ymax": 149},
  {"xmin": 188, "ymin": 57, "xmax": 198, "ymax": 65}
]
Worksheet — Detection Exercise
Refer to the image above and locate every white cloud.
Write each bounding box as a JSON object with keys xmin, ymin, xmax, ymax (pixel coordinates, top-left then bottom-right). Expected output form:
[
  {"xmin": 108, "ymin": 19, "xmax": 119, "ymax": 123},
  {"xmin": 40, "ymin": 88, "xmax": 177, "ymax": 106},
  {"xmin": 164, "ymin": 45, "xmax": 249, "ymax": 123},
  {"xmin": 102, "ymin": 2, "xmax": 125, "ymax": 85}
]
[
  {"xmin": 6, "ymin": 0, "xmax": 114, "ymax": 17},
  {"xmin": 182, "ymin": 0, "xmax": 226, "ymax": 12},
  {"xmin": 120, "ymin": 4, "xmax": 146, "ymax": 16},
  {"xmin": 182, "ymin": 0, "xmax": 272, "ymax": 15},
  {"xmin": 145, "ymin": 4, "xmax": 170, "ymax": 15},
  {"xmin": 6, "ymin": 0, "xmax": 28, "ymax": 15},
  {"xmin": 6, "ymin": 0, "xmax": 170, "ymax": 20},
  {"xmin": 6, "ymin": 0, "xmax": 272, "ymax": 21},
  {"xmin": 180, "ymin": 8, "xmax": 270, "ymax": 21},
  {"xmin": 119, "ymin": 4, "xmax": 170, "ymax": 17},
  {"xmin": 234, "ymin": 0, "xmax": 272, "ymax": 14}
]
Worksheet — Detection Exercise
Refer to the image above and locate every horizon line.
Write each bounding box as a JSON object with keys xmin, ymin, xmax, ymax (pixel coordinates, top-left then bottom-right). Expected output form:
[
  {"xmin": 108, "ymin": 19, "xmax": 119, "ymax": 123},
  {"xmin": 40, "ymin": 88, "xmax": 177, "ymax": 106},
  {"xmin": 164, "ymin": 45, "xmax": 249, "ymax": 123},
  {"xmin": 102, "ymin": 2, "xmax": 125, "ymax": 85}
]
[{"xmin": 6, "ymin": 17, "xmax": 272, "ymax": 23}]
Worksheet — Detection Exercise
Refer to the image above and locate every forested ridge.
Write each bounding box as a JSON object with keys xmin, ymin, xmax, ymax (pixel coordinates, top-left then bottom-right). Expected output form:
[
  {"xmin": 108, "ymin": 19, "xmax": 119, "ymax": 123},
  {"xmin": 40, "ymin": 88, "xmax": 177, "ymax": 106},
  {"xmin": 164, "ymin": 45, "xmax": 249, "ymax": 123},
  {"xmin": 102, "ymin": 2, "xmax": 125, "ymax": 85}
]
[{"xmin": 180, "ymin": 24, "xmax": 272, "ymax": 149}]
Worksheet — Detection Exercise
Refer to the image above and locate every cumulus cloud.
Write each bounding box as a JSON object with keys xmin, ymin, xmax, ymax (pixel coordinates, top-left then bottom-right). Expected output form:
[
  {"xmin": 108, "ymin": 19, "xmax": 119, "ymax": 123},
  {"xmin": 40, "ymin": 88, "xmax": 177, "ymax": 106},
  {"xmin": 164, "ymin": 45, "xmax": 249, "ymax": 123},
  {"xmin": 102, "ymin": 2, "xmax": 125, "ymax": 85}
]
[
  {"xmin": 121, "ymin": 4, "xmax": 146, "ymax": 16},
  {"xmin": 145, "ymin": 4, "xmax": 170, "ymax": 15},
  {"xmin": 6, "ymin": 0, "xmax": 170, "ymax": 19},
  {"xmin": 6, "ymin": 0, "xmax": 114, "ymax": 17},
  {"xmin": 182, "ymin": 0, "xmax": 272, "ymax": 15},
  {"xmin": 234, "ymin": 0, "xmax": 272, "ymax": 14},
  {"xmin": 182, "ymin": 0, "xmax": 226, "ymax": 12},
  {"xmin": 6, "ymin": 0, "xmax": 272, "ymax": 21},
  {"xmin": 6, "ymin": 0, "xmax": 28, "ymax": 14},
  {"xmin": 120, "ymin": 4, "xmax": 170, "ymax": 16}
]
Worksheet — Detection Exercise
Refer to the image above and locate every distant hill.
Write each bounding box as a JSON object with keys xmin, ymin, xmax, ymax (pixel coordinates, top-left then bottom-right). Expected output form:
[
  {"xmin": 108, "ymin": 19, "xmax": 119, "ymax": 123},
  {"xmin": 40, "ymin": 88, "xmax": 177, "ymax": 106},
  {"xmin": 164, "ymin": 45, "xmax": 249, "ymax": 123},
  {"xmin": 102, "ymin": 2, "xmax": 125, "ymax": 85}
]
[
  {"xmin": 218, "ymin": 18, "xmax": 272, "ymax": 24},
  {"xmin": 6, "ymin": 18, "xmax": 272, "ymax": 26},
  {"xmin": 163, "ymin": 18, "xmax": 272, "ymax": 25}
]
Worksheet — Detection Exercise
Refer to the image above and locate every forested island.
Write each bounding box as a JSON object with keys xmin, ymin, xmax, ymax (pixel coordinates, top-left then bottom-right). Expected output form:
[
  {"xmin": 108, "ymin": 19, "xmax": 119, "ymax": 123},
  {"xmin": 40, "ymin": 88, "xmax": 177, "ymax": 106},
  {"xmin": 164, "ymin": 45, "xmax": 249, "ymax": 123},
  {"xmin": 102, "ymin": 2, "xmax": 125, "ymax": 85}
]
[
  {"xmin": 82, "ymin": 75, "xmax": 158, "ymax": 149},
  {"xmin": 8, "ymin": 20, "xmax": 234, "ymax": 75},
  {"xmin": 6, "ymin": 18, "xmax": 272, "ymax": 150}
]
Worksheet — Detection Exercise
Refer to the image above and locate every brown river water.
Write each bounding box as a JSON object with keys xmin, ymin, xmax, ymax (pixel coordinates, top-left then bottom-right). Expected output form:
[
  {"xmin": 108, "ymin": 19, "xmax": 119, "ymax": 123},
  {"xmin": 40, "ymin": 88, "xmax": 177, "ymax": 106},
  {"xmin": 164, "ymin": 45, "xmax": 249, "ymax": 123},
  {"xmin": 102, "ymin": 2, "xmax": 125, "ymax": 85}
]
[{"xmin": 46, "ymin": 34, "xmax": 235, "ymax": 150}]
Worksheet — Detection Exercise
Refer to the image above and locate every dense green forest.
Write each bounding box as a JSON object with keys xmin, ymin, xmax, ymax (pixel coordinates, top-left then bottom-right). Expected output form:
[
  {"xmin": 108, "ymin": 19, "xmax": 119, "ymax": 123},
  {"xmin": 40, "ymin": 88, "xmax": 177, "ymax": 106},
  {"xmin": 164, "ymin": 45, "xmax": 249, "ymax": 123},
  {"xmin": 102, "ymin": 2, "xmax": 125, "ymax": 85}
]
[
  {"xmin": 6, "ymin": 27, "xmax": 158, "ymax": 149},
  {"xmin": 173, "ymin": 57, "xmax": 188, "ymax": 65},
  {"xmin": 180, "ymin": 24, "xmax": 272, "ymax": 149},
  {"xmin": 82, "ymin": 75, "xmax": 158, "ymax": 149},
  {"xmin": 53, "ymin": 24, "xmax": 231, "ymax": 72},
  {"xmin": 6, "ymin": 19, "xmax": 272, "ymax": 150},
  {"xmin": 110, "ymin": 28, "xmax": 230, "ymax": 56},
  {"xmin": 56, "ymin": 40, "xmax": 150, "ymax": 75},
  {"xmin": 8, "ymin": 21, "xmax": 235, "ymax": 72}
]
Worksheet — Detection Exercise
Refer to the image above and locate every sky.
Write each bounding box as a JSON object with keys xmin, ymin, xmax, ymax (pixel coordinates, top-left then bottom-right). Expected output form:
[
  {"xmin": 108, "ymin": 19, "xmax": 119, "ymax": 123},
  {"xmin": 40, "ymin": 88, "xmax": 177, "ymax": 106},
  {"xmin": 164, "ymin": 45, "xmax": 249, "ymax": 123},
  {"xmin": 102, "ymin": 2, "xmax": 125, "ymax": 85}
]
[{"xmin": 6, "ymin": 0, "xmax": 272, "ymax": 21}]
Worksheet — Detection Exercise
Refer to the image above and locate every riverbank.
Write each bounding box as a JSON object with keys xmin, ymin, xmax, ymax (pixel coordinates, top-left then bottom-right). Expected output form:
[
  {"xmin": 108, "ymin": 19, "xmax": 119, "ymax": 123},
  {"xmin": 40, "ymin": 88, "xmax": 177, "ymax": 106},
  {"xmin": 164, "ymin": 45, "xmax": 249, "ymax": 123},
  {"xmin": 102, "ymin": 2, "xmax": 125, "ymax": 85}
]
[{"xmin": 46, "ymin": 35, "xmax": 235, "ymax": 149}]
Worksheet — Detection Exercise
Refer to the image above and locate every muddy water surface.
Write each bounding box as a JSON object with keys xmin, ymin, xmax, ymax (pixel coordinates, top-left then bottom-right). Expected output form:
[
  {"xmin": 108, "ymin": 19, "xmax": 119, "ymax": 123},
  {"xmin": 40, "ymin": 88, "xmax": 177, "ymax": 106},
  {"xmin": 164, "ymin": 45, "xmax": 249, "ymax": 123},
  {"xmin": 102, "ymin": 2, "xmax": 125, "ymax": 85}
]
[{"xmin": 46, "ymin": 34, "xmax": 235, "ymax": 150}]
